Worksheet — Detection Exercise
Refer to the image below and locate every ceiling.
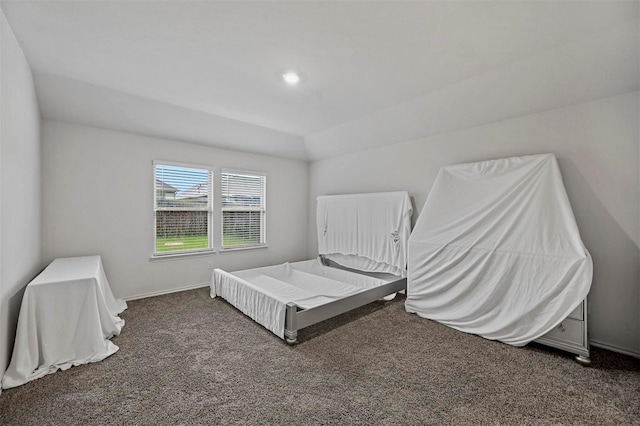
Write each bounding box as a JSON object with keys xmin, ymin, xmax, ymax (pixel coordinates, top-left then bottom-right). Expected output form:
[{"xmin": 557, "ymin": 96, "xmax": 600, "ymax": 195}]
[{"xmin": 1, "ymin": 1, "xmax": 638, "ymax": 160}]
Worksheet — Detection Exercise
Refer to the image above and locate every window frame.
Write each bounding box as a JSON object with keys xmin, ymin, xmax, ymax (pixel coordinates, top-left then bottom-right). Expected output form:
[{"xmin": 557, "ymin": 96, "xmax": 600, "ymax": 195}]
[
  {"xmin": 152, "ymin": 160, "xmax": 215, "ymax": 258},
  {"xmin": 220, "ymin": 168, "xmax": 267, "ymax": 251}
]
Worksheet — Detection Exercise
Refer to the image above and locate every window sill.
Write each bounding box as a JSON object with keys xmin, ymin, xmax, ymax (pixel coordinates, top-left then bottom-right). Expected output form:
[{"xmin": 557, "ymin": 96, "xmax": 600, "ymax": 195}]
[
  {"xmin": 219, "ymin": 245, "xmax": 268, "ymax": 253},
  {"xmin": 149, "ymin": 250, "xmax": 215, "ymax": 262}
]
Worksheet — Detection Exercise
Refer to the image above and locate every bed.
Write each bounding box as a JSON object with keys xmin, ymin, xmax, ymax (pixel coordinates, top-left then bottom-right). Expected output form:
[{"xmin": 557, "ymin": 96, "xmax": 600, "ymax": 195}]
[{"xmin": 211, "ymin": 191, "xmax": 413, "ymax": 344}]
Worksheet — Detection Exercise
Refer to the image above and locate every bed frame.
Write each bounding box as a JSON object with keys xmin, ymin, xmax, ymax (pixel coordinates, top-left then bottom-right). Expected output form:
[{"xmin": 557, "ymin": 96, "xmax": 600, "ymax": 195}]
[
  {"xmin": 213, "ymin": 191, "xmax": 412, "ymax": 344},
  {"xmin": 283, "ymin": 256, "xmax": 407, "ymax": 344}
]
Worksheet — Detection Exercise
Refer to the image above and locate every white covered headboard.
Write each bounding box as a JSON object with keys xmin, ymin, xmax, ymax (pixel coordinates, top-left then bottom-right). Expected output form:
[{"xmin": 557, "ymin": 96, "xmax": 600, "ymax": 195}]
[{"xmin": 316, "ymin": 191, "xmax": 413, "ymax": 277}]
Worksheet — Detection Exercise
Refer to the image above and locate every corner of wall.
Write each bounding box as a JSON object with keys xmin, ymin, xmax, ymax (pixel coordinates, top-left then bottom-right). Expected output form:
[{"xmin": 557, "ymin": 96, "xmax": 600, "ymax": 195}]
[{"xmin": 0, "ymin": 7, "xmax": 43, "ymax": 387}]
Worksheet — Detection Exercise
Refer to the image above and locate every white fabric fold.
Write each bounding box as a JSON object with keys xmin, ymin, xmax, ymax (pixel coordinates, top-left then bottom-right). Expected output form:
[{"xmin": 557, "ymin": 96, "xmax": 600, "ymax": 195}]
[
  {"xmin": 405, "ymin": 154, "xmax": 592, "ymax": 346},
  {"xmin": 317, "ymin": 191, "xmax": 413, "ymax": 277}
]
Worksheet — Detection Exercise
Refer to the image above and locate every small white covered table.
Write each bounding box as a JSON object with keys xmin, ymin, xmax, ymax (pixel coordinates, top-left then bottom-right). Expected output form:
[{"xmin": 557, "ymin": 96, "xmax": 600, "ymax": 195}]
[{"xmin": 2, "ymin": 256, "xmax": 127, "ymax": 389}]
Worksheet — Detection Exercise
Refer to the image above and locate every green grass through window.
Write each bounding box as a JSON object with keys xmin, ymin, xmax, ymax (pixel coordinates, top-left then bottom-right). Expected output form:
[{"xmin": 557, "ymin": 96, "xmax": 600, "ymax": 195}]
[
  {"xmin": 222, "ymin": 235, "xmax": 261, "ymax": 248},
  {"xmin": 155, "ymin": 234, "xmax": 261, "ymax": 252},
  {"xmin": 156, "ymin": 235, "xmax": 208, "ymax": 253}
]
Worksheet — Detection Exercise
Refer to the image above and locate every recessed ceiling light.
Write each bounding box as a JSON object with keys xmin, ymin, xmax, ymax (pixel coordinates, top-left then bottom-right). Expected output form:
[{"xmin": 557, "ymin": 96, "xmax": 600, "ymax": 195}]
[{"xmin": 282, "ymin": 71, "xmax": 301, "ymax": 85}]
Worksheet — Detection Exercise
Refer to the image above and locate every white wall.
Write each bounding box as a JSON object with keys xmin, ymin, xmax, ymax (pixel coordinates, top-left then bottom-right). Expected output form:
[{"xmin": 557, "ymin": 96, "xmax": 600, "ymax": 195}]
[
  {"xmin": 308, "ymin": 91, "xmax": 640, "ymax": 357},
  {"xmin": 42, "ymin": 121, "xmax": 308, "ymax": 300},
  {"xmin": 0, "ymin": 10, "xmax": 42, "ymax": 385}
]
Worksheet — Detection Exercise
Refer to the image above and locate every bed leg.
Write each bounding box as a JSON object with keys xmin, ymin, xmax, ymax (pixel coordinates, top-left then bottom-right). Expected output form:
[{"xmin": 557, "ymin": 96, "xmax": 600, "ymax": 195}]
[
  {"xmin": 285, "ymin": 302, "xmax": 298, "ymax": 345},
  {"xmin": 285, "ymin": 330, "xmax": 297, "ymax": 345},
  {"xmin": 575, "ymin": 355, "xmax": 591, "ymax": 366}
]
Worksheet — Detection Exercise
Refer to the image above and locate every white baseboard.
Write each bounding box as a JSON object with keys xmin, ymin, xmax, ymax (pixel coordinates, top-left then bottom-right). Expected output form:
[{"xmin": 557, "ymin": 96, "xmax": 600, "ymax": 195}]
[
  {"xmin": 124, "ymin": 282, "xmax": 210, "ymax": 302},
  {"xmin": 591, "ymin": 339, "xmax": 640, "ymax": 359}
]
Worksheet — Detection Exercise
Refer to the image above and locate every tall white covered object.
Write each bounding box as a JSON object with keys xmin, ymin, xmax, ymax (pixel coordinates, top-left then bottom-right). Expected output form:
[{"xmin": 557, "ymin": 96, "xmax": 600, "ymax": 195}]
[
  {"xmin": 405, "ymin": 154, "xmax": 592, "ymax": 346},
  {"xmin": 317, "ymin": 191, "xmax": 413, "ymax": 277}
]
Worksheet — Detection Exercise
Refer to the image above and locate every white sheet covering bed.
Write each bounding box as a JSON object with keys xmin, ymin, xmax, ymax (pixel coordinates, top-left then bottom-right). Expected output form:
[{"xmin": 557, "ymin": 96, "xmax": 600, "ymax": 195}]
[
  {"xmin": 405, "ymin": 154, "xmax": 592, "ymax": 346},
  {"xmin": 317, "ymin": 191, "xmax": 412, "ymax": 277},
  {"xmin": 211, "ymin": 259, "xmax": 393, "ymax": 339}
]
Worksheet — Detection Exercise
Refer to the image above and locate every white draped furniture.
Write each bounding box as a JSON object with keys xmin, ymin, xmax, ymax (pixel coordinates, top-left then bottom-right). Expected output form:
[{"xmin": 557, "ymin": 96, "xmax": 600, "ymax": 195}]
[
  {"xmin": 406, "ymin": 154, "xmax": 592, "ymax": 364},
  {"xmin": 2, "ymin": 256, "xmax": 127, "ymax": 389}
]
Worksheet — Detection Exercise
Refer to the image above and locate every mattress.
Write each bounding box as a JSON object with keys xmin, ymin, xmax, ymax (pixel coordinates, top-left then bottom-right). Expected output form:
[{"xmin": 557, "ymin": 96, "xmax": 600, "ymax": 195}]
[{"xmin": 211, "ymin": 259, "xmax": 396, "ymax": 339}]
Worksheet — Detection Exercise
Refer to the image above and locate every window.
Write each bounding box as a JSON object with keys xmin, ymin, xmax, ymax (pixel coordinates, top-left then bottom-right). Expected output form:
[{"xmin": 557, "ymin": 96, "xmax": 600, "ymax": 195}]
[
  {"xmin": 154, "ymin": 161, "xmax": 213, "ymax": 255},
  {"xmin": 221, "ymin": 169, "xmax": 266, "ymax": 249}
]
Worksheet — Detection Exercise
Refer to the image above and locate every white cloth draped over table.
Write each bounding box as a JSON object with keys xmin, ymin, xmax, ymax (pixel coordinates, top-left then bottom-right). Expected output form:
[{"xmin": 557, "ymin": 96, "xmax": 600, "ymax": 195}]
[
  {"xmin": 2, "ymin": 256, "xmax": 127, "ymax": 389},
  {"xmin": 317, "ymin": 191, "xmax": 413, "ymax": 277},
  {"xmin": 405, "ymin": 154, "xmax": 592, "ymax": 346}
]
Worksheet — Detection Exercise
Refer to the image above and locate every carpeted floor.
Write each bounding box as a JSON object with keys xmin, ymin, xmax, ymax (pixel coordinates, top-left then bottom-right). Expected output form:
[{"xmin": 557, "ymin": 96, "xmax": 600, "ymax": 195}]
[{"xmin": 1, "ymin": 287, "xmax": 639, "ymax": 425}]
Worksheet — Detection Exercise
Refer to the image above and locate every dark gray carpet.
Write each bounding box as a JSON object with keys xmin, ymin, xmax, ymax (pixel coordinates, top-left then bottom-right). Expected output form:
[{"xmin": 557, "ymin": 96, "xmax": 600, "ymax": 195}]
[{"xmin": 1, "ymin": 287, "xmax": 638, "ymax": 425}]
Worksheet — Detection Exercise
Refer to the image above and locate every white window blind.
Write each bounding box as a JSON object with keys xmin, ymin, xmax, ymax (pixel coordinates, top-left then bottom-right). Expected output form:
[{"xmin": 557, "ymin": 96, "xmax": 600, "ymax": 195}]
[
  {"xmin": 221, "ymin": 169, "xmax": 266, "ymax": 249},
  {"xmin": 154, "ymin": 162, "xmax": 213, "ymax": 255}
]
